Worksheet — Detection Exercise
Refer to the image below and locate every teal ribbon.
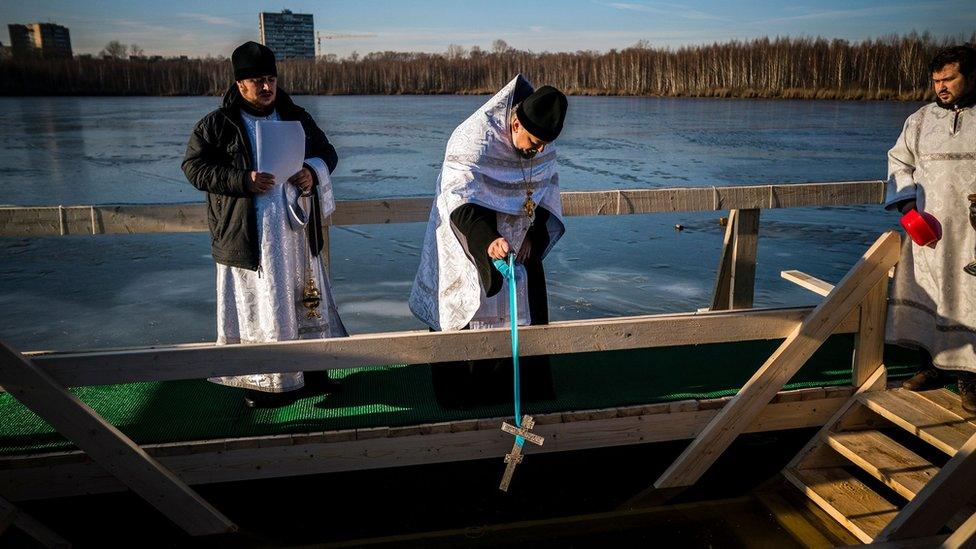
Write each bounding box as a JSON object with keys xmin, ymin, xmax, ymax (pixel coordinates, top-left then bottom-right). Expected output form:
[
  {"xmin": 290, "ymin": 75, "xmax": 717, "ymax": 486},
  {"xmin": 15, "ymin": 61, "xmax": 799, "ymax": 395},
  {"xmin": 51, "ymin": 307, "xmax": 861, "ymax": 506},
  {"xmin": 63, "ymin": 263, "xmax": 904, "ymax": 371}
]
[{"xmin": 493, "ymin": 254, "xmax": 523, "ymax": 445}]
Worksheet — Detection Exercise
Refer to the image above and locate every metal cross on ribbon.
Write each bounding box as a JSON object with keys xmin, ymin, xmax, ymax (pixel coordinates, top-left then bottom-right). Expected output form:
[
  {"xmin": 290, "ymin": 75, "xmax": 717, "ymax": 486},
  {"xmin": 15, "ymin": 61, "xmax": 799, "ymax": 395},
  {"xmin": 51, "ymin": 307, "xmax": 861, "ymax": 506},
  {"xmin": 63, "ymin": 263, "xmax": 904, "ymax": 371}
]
[{"xmin": 499, "ymin": 414, "xmax": 545, "ymax": 492}]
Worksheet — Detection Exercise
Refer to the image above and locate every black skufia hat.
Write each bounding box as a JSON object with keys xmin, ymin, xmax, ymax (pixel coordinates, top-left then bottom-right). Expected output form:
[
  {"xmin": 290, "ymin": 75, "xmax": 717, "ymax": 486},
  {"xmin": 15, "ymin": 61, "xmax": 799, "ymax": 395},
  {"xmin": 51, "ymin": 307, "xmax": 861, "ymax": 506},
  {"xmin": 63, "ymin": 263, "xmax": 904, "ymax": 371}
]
[
  {"xmin": 232, "ymin": 41, "xmax": 277, "ymax": 81},
  {"xmin": 516, "ymin": 85, "xmax": 568, "ymax": 142}
]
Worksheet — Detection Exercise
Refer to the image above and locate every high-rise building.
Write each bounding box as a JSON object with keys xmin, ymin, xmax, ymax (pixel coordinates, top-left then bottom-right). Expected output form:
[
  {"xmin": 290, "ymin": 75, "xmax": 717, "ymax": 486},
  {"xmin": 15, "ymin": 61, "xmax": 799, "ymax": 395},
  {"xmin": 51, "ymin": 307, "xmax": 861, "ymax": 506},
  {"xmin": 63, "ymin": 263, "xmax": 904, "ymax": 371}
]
[
  {"xmin": 7, "ymin": 23, "xmax": 72, "ymax": 59},
  {"xmin": 259, "ymin": 9, "xmax": 314, "ymax": 60}
]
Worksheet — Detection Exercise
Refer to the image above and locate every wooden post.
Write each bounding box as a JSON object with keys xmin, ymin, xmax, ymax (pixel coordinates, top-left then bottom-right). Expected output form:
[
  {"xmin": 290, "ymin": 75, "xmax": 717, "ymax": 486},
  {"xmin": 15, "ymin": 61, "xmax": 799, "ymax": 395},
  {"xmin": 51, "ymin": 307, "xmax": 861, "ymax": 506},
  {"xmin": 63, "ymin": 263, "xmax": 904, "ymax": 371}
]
[
  {"xmin": 878, "ymin": 431, "xmax": 976, "ymax": 541},
  {"xmin": 653, "ymin": 231, "xmax": 900, "ymax": 489},
  {"xmin": 0, "ymin": 495, "xmax": 71, "ymax": 548},
  {"xmin": 710, "ymin": 210, "xmax": 737, "ymax": 310},
  {"xmin": 730, "ymin": 208, "xmax": 760, "ymax": 309},
  {"xmin": 0, "ymin": 341, "xmax": 236, "ymax": 536},
  {"xmin": 0, "ymin": 497, "xmax": 12, "ymax": 535},
  {"xmin": 852, "ymin": 279, "xmax": 888, "ymax": 387}
]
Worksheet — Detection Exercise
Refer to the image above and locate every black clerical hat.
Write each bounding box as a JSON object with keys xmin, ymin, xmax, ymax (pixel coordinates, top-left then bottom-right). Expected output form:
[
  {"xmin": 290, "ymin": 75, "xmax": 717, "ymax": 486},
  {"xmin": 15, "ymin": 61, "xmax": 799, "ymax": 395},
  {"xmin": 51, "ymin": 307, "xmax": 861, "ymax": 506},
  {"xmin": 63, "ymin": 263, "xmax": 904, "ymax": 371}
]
[
  {"xmin": 516, "ymin": 86, "xmax": 568, "ymax": 142},
  {"xmin": 232, "ymin": 41, "xmax": 277, "ymax": 81}
]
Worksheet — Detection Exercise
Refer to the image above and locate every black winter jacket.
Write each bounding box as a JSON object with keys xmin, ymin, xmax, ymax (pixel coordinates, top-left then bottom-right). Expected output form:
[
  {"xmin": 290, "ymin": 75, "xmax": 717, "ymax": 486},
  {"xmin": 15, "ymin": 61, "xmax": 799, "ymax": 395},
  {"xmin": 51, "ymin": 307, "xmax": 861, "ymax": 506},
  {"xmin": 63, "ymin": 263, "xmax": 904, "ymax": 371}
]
[{"xmin": 182, "ymin": 85, "xmax": 338, "ymax": 270}]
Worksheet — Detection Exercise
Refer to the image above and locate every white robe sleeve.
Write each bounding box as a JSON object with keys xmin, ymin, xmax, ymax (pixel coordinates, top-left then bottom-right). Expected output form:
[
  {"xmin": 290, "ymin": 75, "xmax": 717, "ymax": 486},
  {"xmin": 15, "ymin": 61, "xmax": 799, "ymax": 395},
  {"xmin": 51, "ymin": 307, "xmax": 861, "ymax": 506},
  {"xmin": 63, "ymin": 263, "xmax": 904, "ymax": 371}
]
[
  {"xmin": 884, "ymin": 114, "xmax": 920, "ymax": 210},
  {"xmin": 304, "ymin": 156, "xmax": 336, "ymax": 218}
]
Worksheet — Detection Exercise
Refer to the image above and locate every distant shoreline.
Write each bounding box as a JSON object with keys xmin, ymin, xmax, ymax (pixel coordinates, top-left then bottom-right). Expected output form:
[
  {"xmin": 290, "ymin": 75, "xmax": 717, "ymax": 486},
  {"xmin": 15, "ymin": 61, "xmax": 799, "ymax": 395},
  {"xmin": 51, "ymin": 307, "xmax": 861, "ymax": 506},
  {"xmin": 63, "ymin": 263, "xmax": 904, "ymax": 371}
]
[{"xmin": 0, "ymin": 33, "xmax": 958, "ymax": 101}]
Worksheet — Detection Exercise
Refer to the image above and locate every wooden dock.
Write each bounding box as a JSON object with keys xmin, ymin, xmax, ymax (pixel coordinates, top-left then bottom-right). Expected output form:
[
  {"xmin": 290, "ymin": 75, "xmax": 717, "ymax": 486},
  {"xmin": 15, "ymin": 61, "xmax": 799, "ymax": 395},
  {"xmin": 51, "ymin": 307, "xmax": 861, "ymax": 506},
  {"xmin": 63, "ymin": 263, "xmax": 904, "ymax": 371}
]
[{"xmin": 3, "ymin": 180, "xmax": 973, "ymax": 547}]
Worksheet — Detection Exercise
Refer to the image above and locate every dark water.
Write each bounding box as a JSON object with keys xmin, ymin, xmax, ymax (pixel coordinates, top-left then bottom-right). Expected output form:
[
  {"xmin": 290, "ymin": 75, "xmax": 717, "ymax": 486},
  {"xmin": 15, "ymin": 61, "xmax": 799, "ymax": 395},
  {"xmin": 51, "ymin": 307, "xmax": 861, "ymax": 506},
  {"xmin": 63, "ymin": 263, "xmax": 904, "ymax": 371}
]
[{"xmin": 0, "ymin": 96, "xmax": 920, "ymax": 351}]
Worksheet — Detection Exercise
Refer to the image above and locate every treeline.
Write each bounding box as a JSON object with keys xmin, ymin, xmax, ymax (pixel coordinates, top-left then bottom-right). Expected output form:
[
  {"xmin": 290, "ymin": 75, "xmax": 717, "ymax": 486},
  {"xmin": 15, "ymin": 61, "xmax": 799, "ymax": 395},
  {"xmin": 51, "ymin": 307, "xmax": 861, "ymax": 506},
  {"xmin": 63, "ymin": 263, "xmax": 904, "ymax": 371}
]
[{"xmin": 1, "ymin": 33, "xmax": 971, "ymax": 100}]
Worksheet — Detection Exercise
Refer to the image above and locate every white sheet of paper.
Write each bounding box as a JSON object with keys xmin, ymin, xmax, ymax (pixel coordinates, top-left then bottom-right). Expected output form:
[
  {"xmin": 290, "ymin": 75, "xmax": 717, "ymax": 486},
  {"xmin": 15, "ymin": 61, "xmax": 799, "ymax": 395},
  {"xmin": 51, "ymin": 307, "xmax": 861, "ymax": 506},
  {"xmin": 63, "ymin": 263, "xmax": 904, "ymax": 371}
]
[
  {"xmin": 255, "ymin": 120, "xmax": 305, "ymax": 183},
  {"xmin": 256, "ymin": 120, "xmax": 308, "ymax": 229}
]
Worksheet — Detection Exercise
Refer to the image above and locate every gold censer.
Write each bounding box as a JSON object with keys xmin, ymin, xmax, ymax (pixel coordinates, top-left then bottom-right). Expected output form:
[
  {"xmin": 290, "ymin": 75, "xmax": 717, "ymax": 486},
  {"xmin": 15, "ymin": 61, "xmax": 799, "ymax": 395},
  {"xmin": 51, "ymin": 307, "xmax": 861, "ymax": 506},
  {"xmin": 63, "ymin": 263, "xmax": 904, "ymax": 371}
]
[{"xmin": 302, "ymin": 278, "xmax": 322, "ymax": 319}]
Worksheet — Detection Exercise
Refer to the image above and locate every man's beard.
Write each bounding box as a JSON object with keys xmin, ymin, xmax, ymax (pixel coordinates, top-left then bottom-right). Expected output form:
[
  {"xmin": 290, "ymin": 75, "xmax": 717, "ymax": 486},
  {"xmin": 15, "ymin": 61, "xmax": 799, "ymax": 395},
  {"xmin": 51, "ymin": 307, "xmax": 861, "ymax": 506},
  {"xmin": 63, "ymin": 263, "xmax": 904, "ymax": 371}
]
[{"xmin": 516, "ymin": 147, "xmax": 538, "ymax": 159}]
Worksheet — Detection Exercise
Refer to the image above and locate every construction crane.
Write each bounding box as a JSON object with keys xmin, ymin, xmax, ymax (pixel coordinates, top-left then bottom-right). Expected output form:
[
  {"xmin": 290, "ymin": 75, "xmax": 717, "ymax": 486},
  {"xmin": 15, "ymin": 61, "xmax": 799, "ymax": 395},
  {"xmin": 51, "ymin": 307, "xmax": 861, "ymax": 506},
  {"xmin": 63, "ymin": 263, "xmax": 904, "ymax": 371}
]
[{"xmin": 316, "ymin": 32, "xmax": 376, "ymax": 56}]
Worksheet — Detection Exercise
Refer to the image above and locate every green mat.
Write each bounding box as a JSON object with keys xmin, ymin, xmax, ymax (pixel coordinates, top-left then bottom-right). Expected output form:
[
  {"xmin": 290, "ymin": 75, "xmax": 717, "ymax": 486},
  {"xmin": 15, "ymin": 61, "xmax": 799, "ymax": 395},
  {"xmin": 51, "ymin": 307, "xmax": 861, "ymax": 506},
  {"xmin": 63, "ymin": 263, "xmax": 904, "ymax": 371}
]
[{"xmin": 0, "ymin": 336, "xmax": 920, "ymax": 456}]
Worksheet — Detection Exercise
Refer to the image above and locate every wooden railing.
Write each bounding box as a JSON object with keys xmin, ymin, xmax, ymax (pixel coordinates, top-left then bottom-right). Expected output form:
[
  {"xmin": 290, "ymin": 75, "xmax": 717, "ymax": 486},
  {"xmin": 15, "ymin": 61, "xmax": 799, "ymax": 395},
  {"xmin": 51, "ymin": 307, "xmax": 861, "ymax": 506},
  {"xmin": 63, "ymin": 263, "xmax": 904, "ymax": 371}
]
[
  {"xmin": 652, "ymin": 230, "xmax": 900, "ymax": 491},
  {"xmin": 0, "ymin": 180, "xmax": 891, "ymax": 537},
  {"xmin": 0, "ymin": 180, "xmax": 883, "ymax": 236}
]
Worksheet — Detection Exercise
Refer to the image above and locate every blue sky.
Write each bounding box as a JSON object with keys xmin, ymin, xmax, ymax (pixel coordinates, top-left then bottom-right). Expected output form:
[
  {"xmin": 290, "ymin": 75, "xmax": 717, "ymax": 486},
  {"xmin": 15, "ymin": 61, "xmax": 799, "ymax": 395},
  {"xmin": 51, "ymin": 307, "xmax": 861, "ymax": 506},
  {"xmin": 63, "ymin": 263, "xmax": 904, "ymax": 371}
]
[{"xmin": 2, "ymin": 0, "xmax": 973, "ymax": 58}]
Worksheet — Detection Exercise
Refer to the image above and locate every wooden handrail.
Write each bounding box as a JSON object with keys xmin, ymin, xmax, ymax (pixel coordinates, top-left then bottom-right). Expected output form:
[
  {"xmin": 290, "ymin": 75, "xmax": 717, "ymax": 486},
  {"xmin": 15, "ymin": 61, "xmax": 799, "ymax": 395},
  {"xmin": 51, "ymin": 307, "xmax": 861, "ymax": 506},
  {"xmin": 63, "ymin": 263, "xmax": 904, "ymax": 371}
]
[
  {"xmin": 0, "ymin": 341, "xmax": 237, "ymax": 536},
  {"xmin": 20, "ymin": 305, "xmax": 860, "ymax": 388},
  {"xmin": 651, "ymin": 230, "xmax": 901, "ymax": 490},
  {"xmin": 0, "ymin": 180, "xmax": 883, "ymax": 237}
]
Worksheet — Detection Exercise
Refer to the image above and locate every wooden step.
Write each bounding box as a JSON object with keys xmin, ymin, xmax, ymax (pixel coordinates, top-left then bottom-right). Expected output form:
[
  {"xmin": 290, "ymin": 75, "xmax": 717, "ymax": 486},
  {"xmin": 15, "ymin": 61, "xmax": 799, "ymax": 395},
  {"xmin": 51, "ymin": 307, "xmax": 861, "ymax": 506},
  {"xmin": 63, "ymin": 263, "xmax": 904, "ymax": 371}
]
[
  {"xmin": 784, "ymin": 466, "xmax": 899, "ymax": 543},
  {"xmin": 825, "ymin": 430, "xmax": 938, "ymax": 500},
  {"xmin": 913, "ymin": 388, "xmax": 976, "ymax": 426},
  {"xmin": 858, "ymin": 389, "xmax": 976, "ymax": 455}
]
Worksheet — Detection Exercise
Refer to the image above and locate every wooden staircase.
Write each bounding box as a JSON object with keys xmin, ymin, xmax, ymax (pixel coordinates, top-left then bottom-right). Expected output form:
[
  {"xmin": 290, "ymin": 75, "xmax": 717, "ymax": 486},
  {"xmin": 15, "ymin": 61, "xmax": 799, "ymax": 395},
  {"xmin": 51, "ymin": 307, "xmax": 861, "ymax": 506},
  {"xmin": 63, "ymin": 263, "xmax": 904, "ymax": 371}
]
[
  {"xmin": 784, "ymin": 367, "xmax": 976, "ymax": 545},
  {"xmin": 627, "ymin": 231, "xmax": 976, "ymax": 546}
]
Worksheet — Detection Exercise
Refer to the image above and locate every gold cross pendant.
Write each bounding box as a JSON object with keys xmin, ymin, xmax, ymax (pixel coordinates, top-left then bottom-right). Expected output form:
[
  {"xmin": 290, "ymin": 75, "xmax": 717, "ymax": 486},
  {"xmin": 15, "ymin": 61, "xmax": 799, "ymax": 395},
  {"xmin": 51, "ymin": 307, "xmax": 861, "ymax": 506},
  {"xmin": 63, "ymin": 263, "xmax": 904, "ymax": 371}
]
[
  {"xmin": 499, "ymin": 415, "xmax": 544, "ymax": 491},
  {"xmin": 523, "ymin": 192, "xmax": 537, "ymax": 220}
]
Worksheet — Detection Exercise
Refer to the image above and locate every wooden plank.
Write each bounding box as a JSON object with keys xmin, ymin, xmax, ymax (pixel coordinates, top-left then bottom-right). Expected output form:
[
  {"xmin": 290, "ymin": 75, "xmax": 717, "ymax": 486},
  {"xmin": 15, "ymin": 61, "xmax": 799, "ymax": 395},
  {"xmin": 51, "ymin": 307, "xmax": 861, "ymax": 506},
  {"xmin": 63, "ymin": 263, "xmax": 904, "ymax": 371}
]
[
  {"xmin": 27, "ymin": 305, "xmax": 860, "ymax": 388},
  {"xmin": 852, "ymin": 279, "xmax": 888, "ymax": 387},
  {"xmin": 825, "ymin": 430, "xmax": 938, "ymax": 500},
  {"xmin": 0, "ymin": 494, "xmax": 71, "ymax": 548},
  {"xmin": 914, "ymin": 388, "xmax": 976, "ymax": 426},
  {"xmin": 653, "ymin": 231, "xmax": 901, "ymax": 489},
  {"xmin": 329, "ymin": 197, "xmax": 432, "ymax": 226},
  {"xmin": 710, "ymin": 209, "xmax": 736, "ymax": 311},
  {"xmin": 757, "ymin": 484, "xmax": 863, "ymax": 547},
  {"xmin": 860, "ymin": 536, "xmax": 950, "ymax": 548},
  {"xmin": 784, "ymin": 466, "xmax": 899, "ymax": 543},
  {"xmin": 859, "ymin": 390, "xmax": 976, "ymax": 456},
  {"xmin": 944, "ymin": 510, "xmax": 976, "ymax": 549},
  {"xmin": 730, "ymin": 208, "xmax": 760, "ymax": 309},
  {"xmin": 790, "ymin": 365, "xmax": 887, "ymax": 472},
  {"xmin": 0, "ymin": 341, "xmax": 235, "ymax": 536},
  {"xmin": 0, "ymin": 395, "xmax": 850, "ymax": 501},
  {"xmin": 0, "ymin": 181, "xmax": 884, "ymax": 236},
  {"xmin": 0, "ymin": 495, "xmax": 12, "ymax": 535},
  {"xmin": 781, "ymin": 270, "xmax": 835, "ymax": 297},
  {"xmin": 879, "ymin": 432, "xmax": 976, "ymax": 541}
]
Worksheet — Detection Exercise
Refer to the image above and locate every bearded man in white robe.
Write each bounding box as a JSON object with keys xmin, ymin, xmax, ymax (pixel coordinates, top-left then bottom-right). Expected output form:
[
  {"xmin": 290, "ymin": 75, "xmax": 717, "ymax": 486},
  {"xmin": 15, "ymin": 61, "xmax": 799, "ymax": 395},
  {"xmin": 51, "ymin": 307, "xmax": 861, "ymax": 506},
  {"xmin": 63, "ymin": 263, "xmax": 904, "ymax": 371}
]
[
  {"xmin": 886, "ymin": 45, "xmax": 976, "ymax": 411},
  {"xmin": 183, "ymin": 42, "xmax": 346, "ymax": 408},
  {"xmin": 410, "ymin": 75, "xmax": 568, "ymax": 409}
]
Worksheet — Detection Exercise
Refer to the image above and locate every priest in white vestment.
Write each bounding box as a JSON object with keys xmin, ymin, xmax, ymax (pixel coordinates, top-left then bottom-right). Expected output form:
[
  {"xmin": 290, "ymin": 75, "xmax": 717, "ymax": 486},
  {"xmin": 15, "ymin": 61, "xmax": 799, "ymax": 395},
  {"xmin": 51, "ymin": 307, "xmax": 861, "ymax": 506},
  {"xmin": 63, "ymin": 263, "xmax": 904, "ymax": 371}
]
[
  {"xmin": 885, "ymin": 45, "xmax": 976, "ymax": 411},
  {"xmin": 182, "ymin": 42, "xmax": 346, "ymax": 408},
  {"xmin": 409, "ymin": 75, "xmax": 569, "ymax": 408}
]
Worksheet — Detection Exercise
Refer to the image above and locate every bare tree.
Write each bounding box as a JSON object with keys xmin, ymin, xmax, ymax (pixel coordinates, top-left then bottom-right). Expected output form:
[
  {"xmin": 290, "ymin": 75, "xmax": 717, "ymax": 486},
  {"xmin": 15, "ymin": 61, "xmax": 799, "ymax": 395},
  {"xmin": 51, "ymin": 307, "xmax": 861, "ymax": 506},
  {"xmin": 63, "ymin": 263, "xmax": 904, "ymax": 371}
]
[
  {"xmin": 445, "ymin": 44, "xmax": 467, "ymax": 60},
  {"xmin": 0, "ymin": 32, "xmax": 956, "ymax": 100},
  {"xmin": 100, "ymin": 41, "xmax": 128, "ymax": 59},
  {"xmin": 129, "ymin": 44, "xmax": 144, "ymax": 57}
]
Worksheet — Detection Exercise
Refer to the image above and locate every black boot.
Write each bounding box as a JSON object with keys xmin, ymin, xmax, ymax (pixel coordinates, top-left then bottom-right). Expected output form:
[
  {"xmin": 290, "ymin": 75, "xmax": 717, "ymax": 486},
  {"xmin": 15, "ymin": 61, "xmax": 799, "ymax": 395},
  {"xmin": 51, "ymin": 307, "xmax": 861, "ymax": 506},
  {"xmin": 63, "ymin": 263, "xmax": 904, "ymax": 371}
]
[
  {"xmin": 243, "ymin": 389, "xmax": 295, "ymax": 409},
  {"xmin": 902, "ymin": 366, "xmax": 945, "ymax": 391},
  {"xmin": 958, "ymin": 373, "xmax": 976, "ymax": 413},
  {"xmin": 303, "ymin": 371, "xmax": 342, "ymax": 395}
]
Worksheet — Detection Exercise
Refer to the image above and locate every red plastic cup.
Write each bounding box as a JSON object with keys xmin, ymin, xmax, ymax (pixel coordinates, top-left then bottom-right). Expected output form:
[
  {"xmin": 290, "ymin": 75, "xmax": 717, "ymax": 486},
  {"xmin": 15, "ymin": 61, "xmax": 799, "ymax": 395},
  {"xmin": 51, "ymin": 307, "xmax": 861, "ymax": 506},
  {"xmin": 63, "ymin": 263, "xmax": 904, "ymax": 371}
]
[{"xmin": 900, "ymin": 209, "xmax": 940, "ymax": 246}]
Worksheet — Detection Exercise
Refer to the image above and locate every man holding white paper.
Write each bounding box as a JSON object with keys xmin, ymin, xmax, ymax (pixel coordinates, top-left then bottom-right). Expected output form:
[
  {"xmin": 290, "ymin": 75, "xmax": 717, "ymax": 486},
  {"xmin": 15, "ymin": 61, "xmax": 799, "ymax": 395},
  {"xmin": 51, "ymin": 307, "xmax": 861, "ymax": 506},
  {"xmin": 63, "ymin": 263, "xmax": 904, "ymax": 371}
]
[{"xmin": 182, "ymin": 41, "xmax": 346, "ymax": 408}]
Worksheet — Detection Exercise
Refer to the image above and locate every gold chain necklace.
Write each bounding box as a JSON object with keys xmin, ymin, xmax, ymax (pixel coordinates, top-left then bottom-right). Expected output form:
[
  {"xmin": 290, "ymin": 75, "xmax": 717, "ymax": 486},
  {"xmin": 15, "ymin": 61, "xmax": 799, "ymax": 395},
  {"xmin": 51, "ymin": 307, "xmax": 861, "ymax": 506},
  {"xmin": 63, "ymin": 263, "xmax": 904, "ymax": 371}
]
[
  {"xmin": 300, "ymin": 193, "xmax": 323, "ymax": 320},
  {"xmin": 518, "ymin": 156, "xmax": 537, "ymax": 221}
]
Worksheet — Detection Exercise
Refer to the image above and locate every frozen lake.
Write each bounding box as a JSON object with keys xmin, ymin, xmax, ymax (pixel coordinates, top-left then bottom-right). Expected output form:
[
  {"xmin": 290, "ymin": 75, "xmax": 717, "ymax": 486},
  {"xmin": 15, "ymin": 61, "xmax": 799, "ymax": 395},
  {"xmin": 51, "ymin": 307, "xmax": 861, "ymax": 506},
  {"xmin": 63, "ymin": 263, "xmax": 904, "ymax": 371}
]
[{"xmin": 0, "ymin": 94, "xmax": 920, "ymax": 350}]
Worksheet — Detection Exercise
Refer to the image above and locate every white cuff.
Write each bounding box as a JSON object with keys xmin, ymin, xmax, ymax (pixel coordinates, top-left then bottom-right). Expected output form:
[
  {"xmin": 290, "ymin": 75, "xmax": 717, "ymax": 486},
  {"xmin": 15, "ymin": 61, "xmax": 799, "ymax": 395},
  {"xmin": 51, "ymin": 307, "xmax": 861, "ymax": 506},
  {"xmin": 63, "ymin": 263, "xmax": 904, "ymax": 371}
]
[
  {"xmin": 883, "ymin": 185, "xmax": 917, "ymax": 211},
  {"xmin": 304, "ymin": 157, "xmax": 336, "ymax": 218}
]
